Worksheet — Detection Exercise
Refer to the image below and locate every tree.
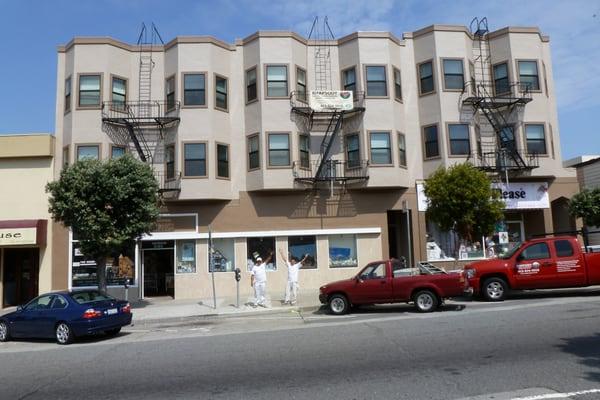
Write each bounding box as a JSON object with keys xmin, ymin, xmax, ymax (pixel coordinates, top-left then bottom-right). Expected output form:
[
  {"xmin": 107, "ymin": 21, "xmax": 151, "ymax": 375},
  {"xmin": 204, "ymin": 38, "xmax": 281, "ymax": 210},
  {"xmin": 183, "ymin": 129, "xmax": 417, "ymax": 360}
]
[
  {"xmin": 47, "ymin": 154, "xmax": 160, "ymax": 293},
  {"xmin": 424, "ymin": 163, "xmax": 504, "ymax": 245},
  {"xmin": 569, "ymin": 188, "xmax": 600, "ymax": 227}
]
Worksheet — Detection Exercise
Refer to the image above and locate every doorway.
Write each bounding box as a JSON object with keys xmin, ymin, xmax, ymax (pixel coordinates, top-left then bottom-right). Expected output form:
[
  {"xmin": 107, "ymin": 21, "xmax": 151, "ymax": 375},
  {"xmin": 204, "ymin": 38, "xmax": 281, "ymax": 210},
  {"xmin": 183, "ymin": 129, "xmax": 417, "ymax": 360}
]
[
  {"xmin": 142, "ymin": 247, "xmax": 174, "ymax": 298},
  {"xmin": 2, "ymin": 248, "xmax": 39, "ymax": 307},
  {"xmin": 387, "ymin": 210, "xmax": 413, "ymax": 267}
]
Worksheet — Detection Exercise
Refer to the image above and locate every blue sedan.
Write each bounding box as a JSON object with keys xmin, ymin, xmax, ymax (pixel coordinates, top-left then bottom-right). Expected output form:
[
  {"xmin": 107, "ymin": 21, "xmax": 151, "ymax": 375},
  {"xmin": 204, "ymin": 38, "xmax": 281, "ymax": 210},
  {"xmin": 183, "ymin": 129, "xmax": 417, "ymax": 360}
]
[{"xmin": 0, "ymin": 290, "xmax": 132, "ymax": 345}]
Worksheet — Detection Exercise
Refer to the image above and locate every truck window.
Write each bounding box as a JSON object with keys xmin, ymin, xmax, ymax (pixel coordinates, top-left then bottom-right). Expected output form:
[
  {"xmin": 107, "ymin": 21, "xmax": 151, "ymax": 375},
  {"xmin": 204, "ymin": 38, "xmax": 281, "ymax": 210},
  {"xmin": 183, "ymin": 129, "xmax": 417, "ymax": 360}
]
[
  {"xmin": 554, "ymin": 240, "xmax": 574, "ymax": 257},
  {"xmin": 519, "ymin": 243, "xmax": 550, "ymax": 260},
  {"xmin": 360, "ymin": 263, "xmax": 386, "ymax": 280}
]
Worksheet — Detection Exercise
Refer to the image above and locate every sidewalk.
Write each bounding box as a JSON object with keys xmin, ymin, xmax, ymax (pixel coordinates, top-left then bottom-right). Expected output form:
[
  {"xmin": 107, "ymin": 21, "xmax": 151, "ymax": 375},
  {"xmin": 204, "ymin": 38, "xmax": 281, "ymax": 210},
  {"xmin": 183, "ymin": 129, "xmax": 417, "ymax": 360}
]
[{"xmin": 130, "ymin": 289, "xmax": 323, "ymax": 325}]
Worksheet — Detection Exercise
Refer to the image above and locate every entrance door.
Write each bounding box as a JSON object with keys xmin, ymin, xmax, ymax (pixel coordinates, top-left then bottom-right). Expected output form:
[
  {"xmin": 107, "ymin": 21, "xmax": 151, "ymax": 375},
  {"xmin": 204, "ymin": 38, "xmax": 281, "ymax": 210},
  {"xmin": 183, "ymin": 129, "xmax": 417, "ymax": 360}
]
[
  {"xmin": 142, "ymin": 248, "xmax": 174, "ymax": 298},
  {"xmin": 387, "ymin": 210, "xmax": 413, "ymax": 267},
  {"xmin": 3, "ymin": 248, "xmax": 39, "ymax": 307}
]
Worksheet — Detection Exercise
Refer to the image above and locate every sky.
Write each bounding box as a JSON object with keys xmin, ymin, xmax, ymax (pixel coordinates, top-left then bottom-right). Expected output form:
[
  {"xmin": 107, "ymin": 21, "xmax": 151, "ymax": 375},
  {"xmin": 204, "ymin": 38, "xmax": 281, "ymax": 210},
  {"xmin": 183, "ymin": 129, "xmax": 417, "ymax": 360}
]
[{"xmin": 0, "ymin": 0, "xmax": 599, "ymax": 160}]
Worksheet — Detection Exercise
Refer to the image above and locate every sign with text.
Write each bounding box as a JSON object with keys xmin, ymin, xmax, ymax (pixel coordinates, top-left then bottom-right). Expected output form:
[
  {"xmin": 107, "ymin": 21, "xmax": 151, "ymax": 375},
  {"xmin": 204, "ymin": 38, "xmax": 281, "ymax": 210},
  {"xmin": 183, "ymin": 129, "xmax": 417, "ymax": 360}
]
[
  {"xmin": 309, "ymin": 90, "xmax": 354, "ymax": 112},
  {"xmin": 0, "ymin": 227, "xmax": 37, "ymax": 246}
]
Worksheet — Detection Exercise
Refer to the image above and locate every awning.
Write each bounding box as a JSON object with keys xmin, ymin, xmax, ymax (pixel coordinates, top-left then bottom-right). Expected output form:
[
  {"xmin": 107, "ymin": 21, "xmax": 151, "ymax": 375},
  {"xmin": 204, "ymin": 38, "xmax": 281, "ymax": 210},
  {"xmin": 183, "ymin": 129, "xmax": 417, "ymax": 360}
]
[{"xmin": 0, "ymin": 219, "xmax": 47, "ymax": 247}]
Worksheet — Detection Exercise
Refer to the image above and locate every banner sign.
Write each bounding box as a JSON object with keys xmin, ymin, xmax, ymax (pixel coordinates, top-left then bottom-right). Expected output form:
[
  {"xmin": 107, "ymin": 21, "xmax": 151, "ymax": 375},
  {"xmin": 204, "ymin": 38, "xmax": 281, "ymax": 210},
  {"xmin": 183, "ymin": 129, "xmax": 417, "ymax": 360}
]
[
  {"xmin": 309, "ymin": 90, "xmax": 354, "ymax": 112},
  {"xmin": 0, "ymin": 227, "xmax": 37, "ymax": 246}
]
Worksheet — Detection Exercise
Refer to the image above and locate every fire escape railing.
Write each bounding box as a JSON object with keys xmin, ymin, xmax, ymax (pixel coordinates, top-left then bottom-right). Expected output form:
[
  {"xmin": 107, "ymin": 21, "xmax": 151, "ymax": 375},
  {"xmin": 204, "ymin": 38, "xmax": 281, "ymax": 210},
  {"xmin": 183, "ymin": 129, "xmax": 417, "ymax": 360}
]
[{"xmin": 293, "ymin": 160, "xmax": 369, "ymax": 183}]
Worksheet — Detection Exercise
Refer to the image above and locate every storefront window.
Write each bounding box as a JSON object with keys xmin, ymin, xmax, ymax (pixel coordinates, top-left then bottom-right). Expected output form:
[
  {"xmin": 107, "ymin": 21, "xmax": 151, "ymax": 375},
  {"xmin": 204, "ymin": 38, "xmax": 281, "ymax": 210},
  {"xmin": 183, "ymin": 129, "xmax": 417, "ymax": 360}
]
[
  {"xmin": 210, "ymin": 238, "xmax": 235, "ymax": 272},
  {"xmin": 288, "ymin": 236, "xmax": 317, "ymax": 269},
  {"xmin": 176, "ymin": 240, "xmax": 196, "ymax": 273},
  {"xmin": 246, "ymin": 237, "xmax": 277, "ymax": 271},
  {"xmin": 328, "ymin": 235, "xmax": 357, "ymax": 268},
  {"xmin": 426, "ymin": 219, "xmax": 484, "ymax": 261},
  {"xmin": 71, "ymin": 241, "xmax": 135, "ymax": 287}
]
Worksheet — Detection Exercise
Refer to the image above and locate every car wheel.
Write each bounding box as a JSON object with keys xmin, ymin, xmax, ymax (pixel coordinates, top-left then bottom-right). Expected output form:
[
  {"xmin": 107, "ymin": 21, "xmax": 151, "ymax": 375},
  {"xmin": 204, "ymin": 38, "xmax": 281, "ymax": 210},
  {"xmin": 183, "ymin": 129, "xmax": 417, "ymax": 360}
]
[
  {"xmin": 55, "ymin": 322, "xmax": 74, "ymax": 345},
  {"xmin": 105, "ymin": 328, "xmax": 121, "ymax": 337},
  {"xmin": 482, "ymin": 277, "xmax": 508, "ymax": 302},
  {"xmin": 0, "ymin": 321, "xmax": 10, "ymax": 342},
  {"xmin": 413, "ymin": 290, "xmax": 438, "ymax": 313},
  {"xmin": 328, "ymin": 294, "xmax": 349, "ymax": 315}
]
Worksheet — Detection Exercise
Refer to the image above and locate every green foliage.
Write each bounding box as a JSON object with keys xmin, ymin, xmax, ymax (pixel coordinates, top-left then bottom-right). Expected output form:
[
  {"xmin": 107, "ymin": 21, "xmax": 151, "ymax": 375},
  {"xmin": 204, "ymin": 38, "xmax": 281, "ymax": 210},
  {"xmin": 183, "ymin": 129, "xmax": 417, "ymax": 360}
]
[
  {"xmin": 569, "ymin": 188, "xmax": 600, "ymax": 227},
  {"xmin": 46, "ymin": 154, "xmax": 159, "ymax": 290},
  {"xmin": 424, "ymin": 163, "xmax": 504, "ymax": 242}
]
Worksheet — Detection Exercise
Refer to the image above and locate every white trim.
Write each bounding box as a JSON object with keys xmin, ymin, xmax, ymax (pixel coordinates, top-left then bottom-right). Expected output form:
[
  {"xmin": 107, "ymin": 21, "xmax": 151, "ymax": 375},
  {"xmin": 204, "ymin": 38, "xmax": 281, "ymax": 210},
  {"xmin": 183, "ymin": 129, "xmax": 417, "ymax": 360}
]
[
  {"xmin": 142, "ymin": 227, "xmax": 381, "ymax": 241},
  {"xmin": 68, "ymin": 230, "xmax": 73, "ymax": 291}
]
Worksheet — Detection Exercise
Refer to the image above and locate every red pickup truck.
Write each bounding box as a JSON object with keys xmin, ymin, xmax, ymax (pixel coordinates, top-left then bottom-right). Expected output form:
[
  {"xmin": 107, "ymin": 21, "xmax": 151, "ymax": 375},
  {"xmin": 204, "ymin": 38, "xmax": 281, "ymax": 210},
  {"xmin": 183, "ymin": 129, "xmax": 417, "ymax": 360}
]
[
  {"xmin": 465, "ymin": 236, "xmax": 600, "ymax": 301},
  {"xmin": 319, "ymin": 259, "xmax": 468, "ymax": 314}
]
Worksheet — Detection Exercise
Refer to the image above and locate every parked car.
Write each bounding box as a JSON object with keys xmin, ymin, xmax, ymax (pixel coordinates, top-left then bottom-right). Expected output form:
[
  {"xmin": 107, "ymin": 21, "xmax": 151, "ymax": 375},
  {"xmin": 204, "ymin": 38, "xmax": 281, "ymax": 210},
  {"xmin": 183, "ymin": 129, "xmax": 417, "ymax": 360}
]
[
  {"xmin": 319, "ymin": 259, "xmax": 469, "ymax": 314},
  {"xmin": 464, "ymin": 236, "xmax": 600, "ymax": 301},
  {"xmin": 0, "ymin": 290, "xmax": 132, "ymax": 345}
]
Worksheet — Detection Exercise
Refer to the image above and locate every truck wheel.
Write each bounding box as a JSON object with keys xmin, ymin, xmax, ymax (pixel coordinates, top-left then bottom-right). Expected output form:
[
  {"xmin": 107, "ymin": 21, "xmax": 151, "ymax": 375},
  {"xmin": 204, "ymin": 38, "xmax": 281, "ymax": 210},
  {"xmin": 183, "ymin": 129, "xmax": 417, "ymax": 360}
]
[
  {"xmin": 413, "ymin": 290, "xmax": 438, "ymax": 313},
  {"xmin": 482, "ymin": 277, "xmax": 507, "ymax": 302},
  {"xmin": 328, "ymin": 294, "xmax": 349, "ymax": 315}
]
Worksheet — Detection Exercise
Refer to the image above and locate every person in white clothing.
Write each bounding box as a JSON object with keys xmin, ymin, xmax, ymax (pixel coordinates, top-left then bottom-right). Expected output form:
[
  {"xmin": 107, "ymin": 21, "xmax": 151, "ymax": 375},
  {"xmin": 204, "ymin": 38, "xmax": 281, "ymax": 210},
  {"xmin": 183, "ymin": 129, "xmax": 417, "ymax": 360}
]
[
  {"xmin": 250, "ymin": 251, "xmax": 273, "ymax": 307},
  {"xmin": 279, "ymin": 249, "xmax": 308, "ymax": 305}
]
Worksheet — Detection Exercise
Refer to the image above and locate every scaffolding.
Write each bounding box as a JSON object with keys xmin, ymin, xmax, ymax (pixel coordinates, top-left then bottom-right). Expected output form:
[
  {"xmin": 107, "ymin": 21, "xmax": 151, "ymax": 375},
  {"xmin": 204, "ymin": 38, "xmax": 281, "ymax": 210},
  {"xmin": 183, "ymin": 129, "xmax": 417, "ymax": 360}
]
[{"xmin": 460, "ymin": 17, "xmax": 539, "ymax": 179}]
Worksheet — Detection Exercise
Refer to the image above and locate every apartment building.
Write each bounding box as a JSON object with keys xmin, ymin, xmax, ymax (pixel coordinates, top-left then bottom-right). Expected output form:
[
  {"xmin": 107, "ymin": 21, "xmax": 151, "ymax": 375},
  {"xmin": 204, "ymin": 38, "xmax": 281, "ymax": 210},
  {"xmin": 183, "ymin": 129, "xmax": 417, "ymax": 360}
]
[{"xmin": 54, "ymin": 22, "xmax": 579, "ymax": 301}]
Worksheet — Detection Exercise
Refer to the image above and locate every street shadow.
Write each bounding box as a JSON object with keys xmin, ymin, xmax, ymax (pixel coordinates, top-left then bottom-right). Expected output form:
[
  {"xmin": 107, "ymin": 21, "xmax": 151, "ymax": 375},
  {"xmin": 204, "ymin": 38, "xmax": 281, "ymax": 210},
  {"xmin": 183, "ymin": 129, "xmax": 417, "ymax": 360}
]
[
  {"xmin": 311, "ymin": 303, "xmax": 466, "ymax": 316},
  {"xmin": 557, "ymin": 332, "xmax": 600, "ymax": 383},
  {"xmin": 8, "ymin": 331, "xmax": 133, "ymax": 346},
  {"xmin": 508, "ymin": 288, "xmax": 600, "ymax": 301}
]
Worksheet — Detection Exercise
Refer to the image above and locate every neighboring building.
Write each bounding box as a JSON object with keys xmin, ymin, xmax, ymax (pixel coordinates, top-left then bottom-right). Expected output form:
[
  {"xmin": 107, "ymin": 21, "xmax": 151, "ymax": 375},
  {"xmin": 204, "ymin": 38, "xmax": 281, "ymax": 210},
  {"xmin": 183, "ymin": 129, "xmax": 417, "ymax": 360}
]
[
  {"xmin": 54, "ymin": 22, "xmax": 579, "ymax": 301},
  {"xmin": 0, "ymin": 134, "xmax": 62, "ymax": 308},
  {"xmin": 564, "ymin": 155, "xmax": 600, "ymax": 246}
]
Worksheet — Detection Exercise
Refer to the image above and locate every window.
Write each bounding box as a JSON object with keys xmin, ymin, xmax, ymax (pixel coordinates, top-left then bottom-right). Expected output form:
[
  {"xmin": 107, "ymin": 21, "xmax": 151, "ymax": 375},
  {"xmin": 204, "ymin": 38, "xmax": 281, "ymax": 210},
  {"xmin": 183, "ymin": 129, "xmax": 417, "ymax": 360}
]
[
  {"xmin": 525, "ymin": 124, "xmax": 547, "ymax": 154},
  {"xmin": 184, "ymin": 143, "xmax": 206, "ymax": 177},
  {"xmin": 443, "ymin": 59, "xmax": 464, "ymax": 90},
  {"xmin": 215, "ymin": 75, "xmax": 228, "ymax": 110},
  {"xmin": 296, "ymin": 67, "xmax": 307, "ymax": 102},
  {"xmin": 370, "ymin": 132, "xmax": 392, "ymax": 165},
  {"xmin": 359, "ymin": 263, "xmax": 386, "ymax": 280},
  {"xmin": 329, "ymin": 234, "xmax": 357, "ymax": 268},
  {"xmin": 65, "ymin": 77, "xmax": 71, "ymax": 112},
  {"xmin": 554, "ymin": 240, "xmax": 574, "ymax": 257},
  {"xmin": 493, "ymin": 63, "xmax": 510, "ymax": 94},
  {"xmin": 165, "ymin": 145, "xmax": 175, "ymax": 179},
  {"xmin": 210, "ymin": 238, "xmax": 235, "ymax": 272},
  {"xmin": 398, "ymin": 133, "xmax": 407, "ymax": 167},
  {"xmin": 393, "ymin": 68, "xmax": 402, "ymax": 100},
  {"xmin": 247, "ymin": 237, "xmax": 277, "ymax": 271},
  {"xmin": 183, "ymin": 73, "xmax": 205, "ymax": 106},
  {"xmin": 518, "ymin": 61, "xmax": 540, "ymax": 91},
  {"xmin": 176, "ymin": 240, "xmax": 196, "ymax": 274},
  {"xmin": 448, "ymin": 124, "xmax": 471, "ymax": 156},
  {"xmin": 166, "ymin": 76, "xmax": 175, "ymax": 110},
  {"xmin": 62, "ymin": 146, "xmax": 69, "ymax": 169},
  {"xmin": 266, "ymin": 65, "xmax": 288, "ymax": 97},
  {"xmin": 248, "ymin": 134, "xmax": 260, "ymax": 170},
  {"xmin": 217, "ymin": 143, "xmax": 229, "ymax": 178},
  {"xmin": 343, "ymin": 67, "xmax": 356, "ymax": 94},
  {"xmin": 419, "ymin": 61, "xmax": 434, "ymax": 94},
  {"xmin": 111, "ymin": 76, "xmax": 127, "ymax": 109},
  {"xmin": 71, "ymin": 241, "xmax": 136, "ymax": 287},
  {"xmin": 25, "ymin": 295, "xmax": 54, "ymax": 311},
  {"xmin": 246, "ymin": 67, "xmax": 257, "ymax": 103},
  {"xmin": 346, "ymin": 134, "xmax": 360, "ymax": 168},
  {"xmin": 299, "ymin": 135, "xmax": 310, "ymax": 169},
  {"xmin": 288, "ymin": 236, "xmax": 317, "ymax": 269},
  {"xmin": 51, "ymin": 295, "xmax": 68, "ymax": 309},
  {"xmin": 268, "ymin": 133, "xmax": 290, "ymax": 167},
  {"xmin": 499, "ymin": 126, "xmax": 516, "ymax": 149},
  {"xmin": 77, "ymin": 145, "xmax": 99, "ymax": 161},
  {"xmin": 365, "ymin": 66, "xmax": 387, "ymax": 97},
  {"xmin": 423, "ymin": 125, "xmax": 439, "ymax": 158},
  {"xmin": 78, "ymin": 74, "xmax": 101, "ymax": 106},
  {"xmin": 111, "ymin": 145, "xmax": 126, "ymax": 159},
  {"xmin": 520, "ymin": 243, "xmax": 550, "ymax": 260}
]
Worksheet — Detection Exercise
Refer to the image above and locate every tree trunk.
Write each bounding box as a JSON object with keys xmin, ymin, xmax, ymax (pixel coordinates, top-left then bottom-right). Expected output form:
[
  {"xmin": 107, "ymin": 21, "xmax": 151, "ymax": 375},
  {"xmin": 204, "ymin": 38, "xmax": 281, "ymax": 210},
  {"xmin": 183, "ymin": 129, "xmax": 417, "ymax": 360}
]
[{"xmin": 96, "ymin": 256, "xmax": 108, "ymax": 294}]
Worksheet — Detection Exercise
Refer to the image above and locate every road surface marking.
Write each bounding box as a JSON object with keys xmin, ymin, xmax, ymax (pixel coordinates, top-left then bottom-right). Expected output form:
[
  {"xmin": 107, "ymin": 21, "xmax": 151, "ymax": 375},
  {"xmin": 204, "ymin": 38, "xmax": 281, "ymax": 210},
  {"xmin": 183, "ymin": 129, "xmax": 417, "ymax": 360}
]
[{"xmin": 511, "ymin": 388, "xmax": 600, "ymax": 399}]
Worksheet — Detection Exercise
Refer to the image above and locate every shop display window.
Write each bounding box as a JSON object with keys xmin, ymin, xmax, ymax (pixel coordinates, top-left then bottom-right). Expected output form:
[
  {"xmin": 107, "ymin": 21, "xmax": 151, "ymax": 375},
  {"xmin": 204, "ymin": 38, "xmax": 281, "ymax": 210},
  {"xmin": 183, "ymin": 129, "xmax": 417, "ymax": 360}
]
[
  {"xmin": 328, "ymin": 235, "xmax": 357, "ymax": 268},
  {"xmin": 210, "ymin": 238, "xmax": 235, "ymax": 272},
  {"xmin": 246, "ymin": 237, "xmax": 277, "ymax": 271},
  {"xmin": 288, "ymin": 236, "xmax": 317, "ymax": 269},
  {"xmin": 176, "ymin": 240, "xmax": 196, "ymax": 273},
  {"xmin": 71, "ymin": 241, "xmax": 135, "ymax": 287}
]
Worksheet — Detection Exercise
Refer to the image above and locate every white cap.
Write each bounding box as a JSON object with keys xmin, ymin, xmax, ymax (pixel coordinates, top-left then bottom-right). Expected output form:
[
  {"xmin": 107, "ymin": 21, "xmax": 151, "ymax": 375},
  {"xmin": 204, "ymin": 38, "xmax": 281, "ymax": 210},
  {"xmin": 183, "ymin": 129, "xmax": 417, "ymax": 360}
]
[{"xmin": 256, "ymin": 257, "xmax": 263, "ymax": 262}]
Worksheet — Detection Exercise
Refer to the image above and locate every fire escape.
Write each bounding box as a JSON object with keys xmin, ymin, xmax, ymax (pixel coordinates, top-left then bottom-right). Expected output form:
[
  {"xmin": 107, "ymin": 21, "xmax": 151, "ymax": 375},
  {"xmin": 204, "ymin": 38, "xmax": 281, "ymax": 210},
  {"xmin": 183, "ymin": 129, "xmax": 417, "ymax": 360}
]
[
  {"xmin": 101, "ymin": 23, "xmax": 181, "ymax": 197},
  {"xmin": 291, "ymin": 17, "xmax": 368, "ymax": 189},
  {"xmin": 461, "ymin": 17, "xmax": 539, "ymax": 177}
]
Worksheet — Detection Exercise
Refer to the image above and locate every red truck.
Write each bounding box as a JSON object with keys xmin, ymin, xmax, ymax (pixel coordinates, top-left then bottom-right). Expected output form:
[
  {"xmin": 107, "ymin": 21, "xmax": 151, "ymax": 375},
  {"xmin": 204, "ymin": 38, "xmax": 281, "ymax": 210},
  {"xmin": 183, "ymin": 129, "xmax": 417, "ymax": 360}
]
[
  {"xmin": 465, "ymin": 236, "xmax": 600, "ymax": 301},
  {"xmin": 319, "ymin": 259, "xmax": 468, "ymax": 314}
]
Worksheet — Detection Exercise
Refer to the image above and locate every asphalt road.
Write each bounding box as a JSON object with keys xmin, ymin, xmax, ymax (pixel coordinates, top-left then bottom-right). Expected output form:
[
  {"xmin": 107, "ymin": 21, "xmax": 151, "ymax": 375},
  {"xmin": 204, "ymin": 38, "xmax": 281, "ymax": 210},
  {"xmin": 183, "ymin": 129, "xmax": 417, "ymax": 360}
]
[{"xmin": 1, "ymin": 291, "xmax": 600, "ymax": 400}]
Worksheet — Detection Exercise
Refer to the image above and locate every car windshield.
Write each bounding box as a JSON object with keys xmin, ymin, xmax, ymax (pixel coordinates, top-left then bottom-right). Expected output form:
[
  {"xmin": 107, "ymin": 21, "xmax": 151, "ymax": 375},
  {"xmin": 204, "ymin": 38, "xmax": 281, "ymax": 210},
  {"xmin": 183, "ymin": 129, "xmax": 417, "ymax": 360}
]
[
  {"xmin": 70, "ymin": 291, "xmax": 115, "ymax": 304},
  {"xmin": 501, "ymin": 243, "xmax": 523, "ymax": 259}
]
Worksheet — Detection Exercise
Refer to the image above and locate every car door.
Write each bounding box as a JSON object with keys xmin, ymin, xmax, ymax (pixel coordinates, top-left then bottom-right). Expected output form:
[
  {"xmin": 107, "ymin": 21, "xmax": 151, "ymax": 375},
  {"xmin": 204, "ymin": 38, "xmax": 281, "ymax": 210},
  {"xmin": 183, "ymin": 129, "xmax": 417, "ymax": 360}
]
[
  {"xmin": 513, "ymin": 242, "xmax": 555, "ymax": 289},
  {"xmin": 14, "ymin": 294, "xmax": 54, "ymax": 338},
  {"xmin": 351, "ymin": 262, "xmax": 393, "ymax": 304},
  {"xmin": 552, "ymin": 239, "xmax": 586, "ymax": 287},
  {"xmin": 37, "ymin": 295, "xmax": 69, "ymax": 338}
]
